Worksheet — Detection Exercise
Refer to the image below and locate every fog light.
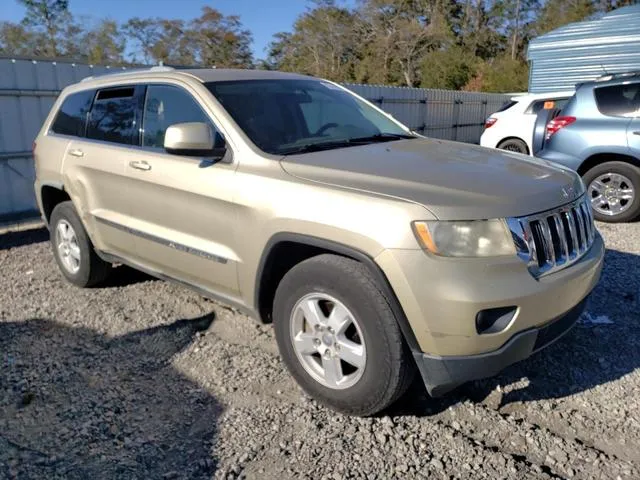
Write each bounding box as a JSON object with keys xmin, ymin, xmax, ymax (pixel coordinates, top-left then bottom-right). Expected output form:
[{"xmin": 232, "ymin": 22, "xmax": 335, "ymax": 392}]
[{"xmin": 475, "ymin": 307, "xmax": 517, "ymax": 334}]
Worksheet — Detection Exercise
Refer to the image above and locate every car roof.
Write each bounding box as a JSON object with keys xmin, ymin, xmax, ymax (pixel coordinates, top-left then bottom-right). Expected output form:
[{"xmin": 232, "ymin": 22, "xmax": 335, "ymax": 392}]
[
  {"xmin": 80, "ymin": 66, "xmax": 317, "ymax": 86},
  {"xmin": 510, "ymin": 91, "xmax": 575, "ymax": 102},
  {"xmin": 577, "ymin": 71, "xmax": 640, "ymax": 90}
]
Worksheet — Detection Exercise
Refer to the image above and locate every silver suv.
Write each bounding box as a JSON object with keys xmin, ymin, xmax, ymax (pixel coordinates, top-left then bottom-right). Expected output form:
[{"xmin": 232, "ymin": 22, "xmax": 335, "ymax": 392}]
[
  {"xmin": 539, "ymin": 72, "xmax": 640, "ymax": 222},
  {"xmin": 34, "ymin": 67, "xmax": 604, "ymax": 416}
]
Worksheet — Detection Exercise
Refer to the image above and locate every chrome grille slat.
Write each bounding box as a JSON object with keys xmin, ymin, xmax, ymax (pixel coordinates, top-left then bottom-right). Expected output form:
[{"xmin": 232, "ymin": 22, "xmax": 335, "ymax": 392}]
[
  {"xmin": 574, "ymin": 208, "xmax": 586, "ymax": 252},
  {"xmin": 538, "ymin": 219, "xmax": 555, "ymax": 266},
  {"xmin": 581, "ymin": 202, "xmax": 593, "ymax": 243},
  {"xmin": 508, "ymin": 196, "xmax": 597, "ymax": 278},
  {"xmin": 565, "ymin": 210, "xmax": 579, "ymax": 259},
  {"xmin": 553, "ymin": 214, "xmax": 569, "ymax": 262}
]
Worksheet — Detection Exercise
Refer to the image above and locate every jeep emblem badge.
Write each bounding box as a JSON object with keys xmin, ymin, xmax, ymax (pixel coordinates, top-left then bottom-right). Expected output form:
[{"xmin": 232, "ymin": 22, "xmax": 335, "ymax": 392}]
[{"xmin": 561, "ymin": 186, "xmax": 574, "ymax": 199}]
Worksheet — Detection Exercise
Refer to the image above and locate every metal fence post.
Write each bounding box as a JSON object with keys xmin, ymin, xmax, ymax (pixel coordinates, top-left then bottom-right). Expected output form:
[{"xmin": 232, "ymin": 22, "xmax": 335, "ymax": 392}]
[{"xmin": 453, "ymin": 98, "xmax": 461, "ymax": 142}]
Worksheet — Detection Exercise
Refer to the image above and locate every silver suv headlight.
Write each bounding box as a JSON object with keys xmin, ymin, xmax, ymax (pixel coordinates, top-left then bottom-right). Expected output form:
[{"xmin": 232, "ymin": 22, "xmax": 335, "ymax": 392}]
[{"xmin": 412, "ymin": 220, "xmax": 516, "ymax": 257}]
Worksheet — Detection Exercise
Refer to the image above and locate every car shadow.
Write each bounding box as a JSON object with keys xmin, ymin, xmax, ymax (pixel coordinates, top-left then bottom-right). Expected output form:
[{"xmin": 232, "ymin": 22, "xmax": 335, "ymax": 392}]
[
  {"xmin": 0, "ymin": 313, "xmax": 221, "ymax": 479},
  {"xmin": 100, "ymin": 264, "xmax": 156, "ymax": 288},
  {"xmin": 0, "ymin": 227, "xmax": 49, "ymax": 250},
  {"xmin": 390, "ymin": 247, "xmax": 640, "ymax": 416}
]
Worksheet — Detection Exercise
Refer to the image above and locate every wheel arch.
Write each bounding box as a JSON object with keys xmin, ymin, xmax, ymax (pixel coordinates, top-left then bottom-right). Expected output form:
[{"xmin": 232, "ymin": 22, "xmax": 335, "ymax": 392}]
[
  {"xmin": 496, "ymin": 136, "xmax": 530, "ymax": 154},
  {"xmin": 40, "ymin": 182, "xmax": 70, "ymax": 225},
  {"xmin": 254, "ymin": 233, "xmax": 421, "ymax": 352},
  {"xmin": 577, "ymin": 152, "xmax": 640, "ymax": 176}
]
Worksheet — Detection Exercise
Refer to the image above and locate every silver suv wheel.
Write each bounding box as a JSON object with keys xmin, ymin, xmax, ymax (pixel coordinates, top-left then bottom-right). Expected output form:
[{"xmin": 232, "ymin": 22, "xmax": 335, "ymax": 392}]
[
  {"xmin": 55, "ymin": 219, "xmax": 81, "ymax": 274},
  {"xmin": 290, "ymin": 293, "xmax": 366, "ymax": 390},
  {"xmin": 588, "ymin": 172, "xmax": 635, "ymax": 217}
]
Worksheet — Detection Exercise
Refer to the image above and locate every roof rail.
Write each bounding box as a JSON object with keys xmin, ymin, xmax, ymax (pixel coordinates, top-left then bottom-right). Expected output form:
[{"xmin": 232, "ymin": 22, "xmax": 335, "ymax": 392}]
[
  {"xmin": 81, "ymin": 65, "xmax": 175, "ymax": 83},
  {"xmin": 594, "ymin": 70, "xmax": 640, "ymax": 82}
]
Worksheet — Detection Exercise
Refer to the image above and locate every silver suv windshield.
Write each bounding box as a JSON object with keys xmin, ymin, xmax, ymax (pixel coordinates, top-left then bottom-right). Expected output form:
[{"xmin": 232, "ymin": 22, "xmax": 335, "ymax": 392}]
[{"xmin": 205, "ymin": 79, "xmax": 415, "ymax": 155}]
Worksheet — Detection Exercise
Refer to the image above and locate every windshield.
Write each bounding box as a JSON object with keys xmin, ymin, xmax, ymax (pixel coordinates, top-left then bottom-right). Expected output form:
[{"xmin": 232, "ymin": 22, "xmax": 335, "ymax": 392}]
[{"xmin": 205, "ymin": 79, "xmax": 414, "ymax": 155}]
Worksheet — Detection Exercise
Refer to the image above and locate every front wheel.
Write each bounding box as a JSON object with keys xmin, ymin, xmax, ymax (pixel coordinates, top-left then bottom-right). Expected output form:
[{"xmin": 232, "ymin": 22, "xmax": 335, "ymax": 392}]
[
  {"xmin": 584, "ymin": 161, "xmax": 640, "ymax": 223},
  {"xmin": 273, "ymin": 254, "xmax": 415, "ymax": 416}
]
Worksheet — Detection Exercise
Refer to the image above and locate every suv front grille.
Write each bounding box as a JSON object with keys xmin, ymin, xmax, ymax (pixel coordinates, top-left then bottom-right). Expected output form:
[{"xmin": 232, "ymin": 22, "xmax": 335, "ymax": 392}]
[{"xmin": 507, "ymin": 195, "xmax": 596, "ymax": 277}]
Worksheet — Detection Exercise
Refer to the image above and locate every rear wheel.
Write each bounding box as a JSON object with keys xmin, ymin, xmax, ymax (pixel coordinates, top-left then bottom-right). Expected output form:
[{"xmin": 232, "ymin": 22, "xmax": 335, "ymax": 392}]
[
  {"xmin": 583, "ymin": 161, "xmax": 640, "ymax": 223},
  {"xmin": 497, "ymin": 138, "xmax": 528, "ymax": 154},
  {"xmin": 273, "ymin": 254, "xmax": 415, "ymax": 416},
  {"xmin": 50, "ymin": 201, "xmax": 112, "ymax": 287}
]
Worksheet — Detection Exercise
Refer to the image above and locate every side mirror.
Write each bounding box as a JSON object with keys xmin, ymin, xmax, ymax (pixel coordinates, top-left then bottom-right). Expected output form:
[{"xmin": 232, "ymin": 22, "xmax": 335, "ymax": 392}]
[{"xmin": 164, "ymin": 122, "xmax": 227, "ymax": 160}]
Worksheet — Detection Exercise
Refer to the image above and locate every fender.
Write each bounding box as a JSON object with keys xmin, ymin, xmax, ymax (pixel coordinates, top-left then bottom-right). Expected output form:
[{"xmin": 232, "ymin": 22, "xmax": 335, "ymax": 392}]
[{"xmin": 255, "ymin": 232, "xmax": 421, "ymax": 353}]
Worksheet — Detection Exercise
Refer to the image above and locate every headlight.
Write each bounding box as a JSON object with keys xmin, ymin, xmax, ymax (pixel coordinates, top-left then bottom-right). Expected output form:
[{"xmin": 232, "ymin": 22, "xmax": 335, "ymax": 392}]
[{"xmin": 412, "ymin": 220, "xmax": 516, "ymax": 257}]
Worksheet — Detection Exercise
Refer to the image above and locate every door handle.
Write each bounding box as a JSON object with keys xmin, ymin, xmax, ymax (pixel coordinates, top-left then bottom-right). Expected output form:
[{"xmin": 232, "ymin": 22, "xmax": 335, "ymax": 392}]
[
  {"xmin": 129, "ymin": 160, "xmax": 151, "ymax": 171},
  {"xmin": 633, "ymin": 131, "xmax": 640, "ymax": 136},
  {"xmin": 68, "ymin": 149, "xmax": 84, "ymax": 157}
]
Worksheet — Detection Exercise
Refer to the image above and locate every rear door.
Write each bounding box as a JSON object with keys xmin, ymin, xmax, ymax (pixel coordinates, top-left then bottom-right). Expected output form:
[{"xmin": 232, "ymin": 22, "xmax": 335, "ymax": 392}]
[
  {"xmin": 123, "ymin": 83, "xmax": 240, "ymax": 300},
  {"xmin": 626, "ymin": 84, "xmax": 640, "ymax": 154},
  {"xmin": 59, "ymin": 85, "xmax": 143, "ymax": 258},
  {"xmin": 593, "ymin": 82, "xmax": 639, "ymax": 154}
]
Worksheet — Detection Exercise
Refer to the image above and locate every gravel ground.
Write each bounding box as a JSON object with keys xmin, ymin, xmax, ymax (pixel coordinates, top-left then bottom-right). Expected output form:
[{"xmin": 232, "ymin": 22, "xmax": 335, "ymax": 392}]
[{"xmin": 1, "ymin": 222, "xmax": 639, "ymax": 479}]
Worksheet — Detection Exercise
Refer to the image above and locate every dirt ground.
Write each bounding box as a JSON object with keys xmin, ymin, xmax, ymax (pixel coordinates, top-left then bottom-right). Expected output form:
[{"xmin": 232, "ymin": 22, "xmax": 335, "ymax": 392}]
[{"xmin": 1, "ymin": 222, "xmax": 638, "ymax": 479}]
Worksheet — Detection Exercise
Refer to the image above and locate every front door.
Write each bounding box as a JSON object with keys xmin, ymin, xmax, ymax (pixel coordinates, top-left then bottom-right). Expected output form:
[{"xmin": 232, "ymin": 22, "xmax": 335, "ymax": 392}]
[{"xmin": 123, "ymin": 83, "xmax": 240, "ymax": 299}]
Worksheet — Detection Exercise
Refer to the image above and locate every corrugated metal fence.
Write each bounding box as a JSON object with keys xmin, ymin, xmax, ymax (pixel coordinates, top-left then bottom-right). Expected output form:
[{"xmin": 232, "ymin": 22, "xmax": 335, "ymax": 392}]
[
  {"xmin": 0, "ymin": 57, "xmax": 509, "ymax": 225},
  {"xmin": 527, "ymin": 4, "xmax": 640, "ymax": 93},
  {"xmin": 344, "ymin": 83, "xmax": 508, "ymax": 143}
]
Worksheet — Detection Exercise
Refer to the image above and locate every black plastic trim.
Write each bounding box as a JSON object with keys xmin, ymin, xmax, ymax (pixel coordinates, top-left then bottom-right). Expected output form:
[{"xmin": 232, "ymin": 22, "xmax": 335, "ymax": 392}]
[
  {"xmin": 93, "ymin": 216, "xmax": 228, "ymax": 264},
  {"xmin": 416, "ymin": 296, "xmax": 588, "ymax": 397},
  {"xmin": 254, "ymin": 232, "xmax": 421, "ymax": 352}
]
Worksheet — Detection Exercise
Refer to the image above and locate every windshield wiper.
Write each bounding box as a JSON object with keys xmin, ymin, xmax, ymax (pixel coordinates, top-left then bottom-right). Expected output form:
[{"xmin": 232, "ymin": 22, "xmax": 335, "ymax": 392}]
[
  {"xmin": 281, "ymin": 133, "xmax": 416, "ymax": 155},
  {"xmin": 281, "ymin": 140, "xmax": 355, "ymax": 155},
  {"xmin": 346, "ymin": 133, "xmax": 416, "ymax": 144}
]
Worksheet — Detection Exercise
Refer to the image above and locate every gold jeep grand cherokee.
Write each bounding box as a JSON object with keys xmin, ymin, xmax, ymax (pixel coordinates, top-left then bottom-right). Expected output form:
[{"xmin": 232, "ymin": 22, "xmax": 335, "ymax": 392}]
[{"xmin": 34, "ymin": 67, "xmax": 604, "ymax": 416}]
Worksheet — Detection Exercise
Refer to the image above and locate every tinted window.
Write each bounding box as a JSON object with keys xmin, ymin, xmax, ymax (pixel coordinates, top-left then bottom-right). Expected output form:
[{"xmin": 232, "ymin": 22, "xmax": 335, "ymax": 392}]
[
  {"xmin": 527, "ymin": 98, "xmax": 569, "ymax": 115},
  {"xmin": 495, "ymin": 100, "xmax": 518, "ymax": 113},
  {"xmin": 595, "ymin": 83, "xmax": 640, "ymax": 117},
  {"xmin": 142, "ymin": 85, "xmax": 213, "ymax": 148},
  {"xmin": 50, "ymin": 90, "xmax": 94, "ymax": 137},
  {"xmin": 87, "ymin": 87, "xmax": 138, "ymax": 145},
  {"xmin": 206, "ymin": 80, "xmax": 409, "ymax": 155}
]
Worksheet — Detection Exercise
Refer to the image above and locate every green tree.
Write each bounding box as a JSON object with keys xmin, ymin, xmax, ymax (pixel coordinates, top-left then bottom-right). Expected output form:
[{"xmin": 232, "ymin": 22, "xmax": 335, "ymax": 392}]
[
  {"xmin": 83, "ymin": 19, "xmax": 126, "ymax": 65},
  {"xmin": 473, "ymin": 55, "xmax": 529, "ymax": 92},
  {"xmin": 0, "ymin": 22, "xmax": 40, "ymax": 55},
  {"xmin": 17, "ymin": 0, "xmax": 70, "ymax": 57},
  {"xmin": 420, "ymin": 46, "xmax": 478, "ymax": 90},
  {"xmin": 123, "ymin": 18, "xmax": 161, "ymax": 64},
  {"xmin": 266, "ymin": 1, "xmax": 358, "ymax": 81},
  {"xmin": 190, "ymin": 7, "xmax": 253, "ymax": 68}
]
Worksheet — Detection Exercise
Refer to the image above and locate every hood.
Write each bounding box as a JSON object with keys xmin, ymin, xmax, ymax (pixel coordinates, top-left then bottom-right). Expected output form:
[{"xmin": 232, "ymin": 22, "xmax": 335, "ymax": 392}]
[{"xmin": 280, "ymin": 137, "xmax": 583, "ymax": 220}]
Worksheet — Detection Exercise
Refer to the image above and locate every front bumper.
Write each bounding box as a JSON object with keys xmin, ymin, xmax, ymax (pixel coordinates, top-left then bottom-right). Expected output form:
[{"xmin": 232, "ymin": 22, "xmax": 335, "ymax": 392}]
[{"xmin": 414, "ymin": 296, "xmax": 587, "ymax": 396}]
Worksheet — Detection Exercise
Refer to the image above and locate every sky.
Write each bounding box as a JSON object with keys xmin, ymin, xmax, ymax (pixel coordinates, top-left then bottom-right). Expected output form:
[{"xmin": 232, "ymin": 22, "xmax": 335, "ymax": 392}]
[{"xmin": 2, "ymin": 0, "xmax": 355, "ymax": 60}]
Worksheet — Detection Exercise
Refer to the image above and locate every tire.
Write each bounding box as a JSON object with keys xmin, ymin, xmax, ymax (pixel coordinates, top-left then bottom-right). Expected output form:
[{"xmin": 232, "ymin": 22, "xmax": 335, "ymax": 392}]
[
  {"xmin": 273, "ymin": 254, "xmax": 415, "ymax": 416},
  {"xmin": 497, "ymin": 138, "xmax": 529, "ymax": 155},
  {"xmin": 49, "ymin": 201, "xmax": 112, "ymax": 287},
  {"xmin": 583, "ymin": 161, "xmax": 640, "ymax": 223}
]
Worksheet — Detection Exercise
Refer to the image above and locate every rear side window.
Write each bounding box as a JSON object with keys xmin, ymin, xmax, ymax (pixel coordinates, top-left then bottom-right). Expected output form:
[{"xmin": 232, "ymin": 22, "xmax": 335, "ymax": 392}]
[
  {"xmin": 142, "ymin": 85, "xmax": 214, "ymax": 148},
  {"xmin": 594, "ymin": 83, "xmax": 640, "ymax": 117},
  {"xmin": 526, "ymin": 98, "xmax": 569, "ymax": 115},
  {"xmin": 87, "ymin": 87, "xmax": 139, "ymax": 145},
  {"xmin": 494, "ymin": 100, "xmax": 518, "ymax": 113},
  {"xmin": 50, "ymin": 90, "xmax": 94, "ymax": 137}
]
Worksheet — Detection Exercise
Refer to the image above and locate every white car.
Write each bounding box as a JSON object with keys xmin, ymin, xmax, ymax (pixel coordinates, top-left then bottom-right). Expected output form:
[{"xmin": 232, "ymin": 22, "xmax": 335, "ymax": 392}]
[{"xmin": 480, "ymin": 91, "xmax": 574, "ymax": 155}]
